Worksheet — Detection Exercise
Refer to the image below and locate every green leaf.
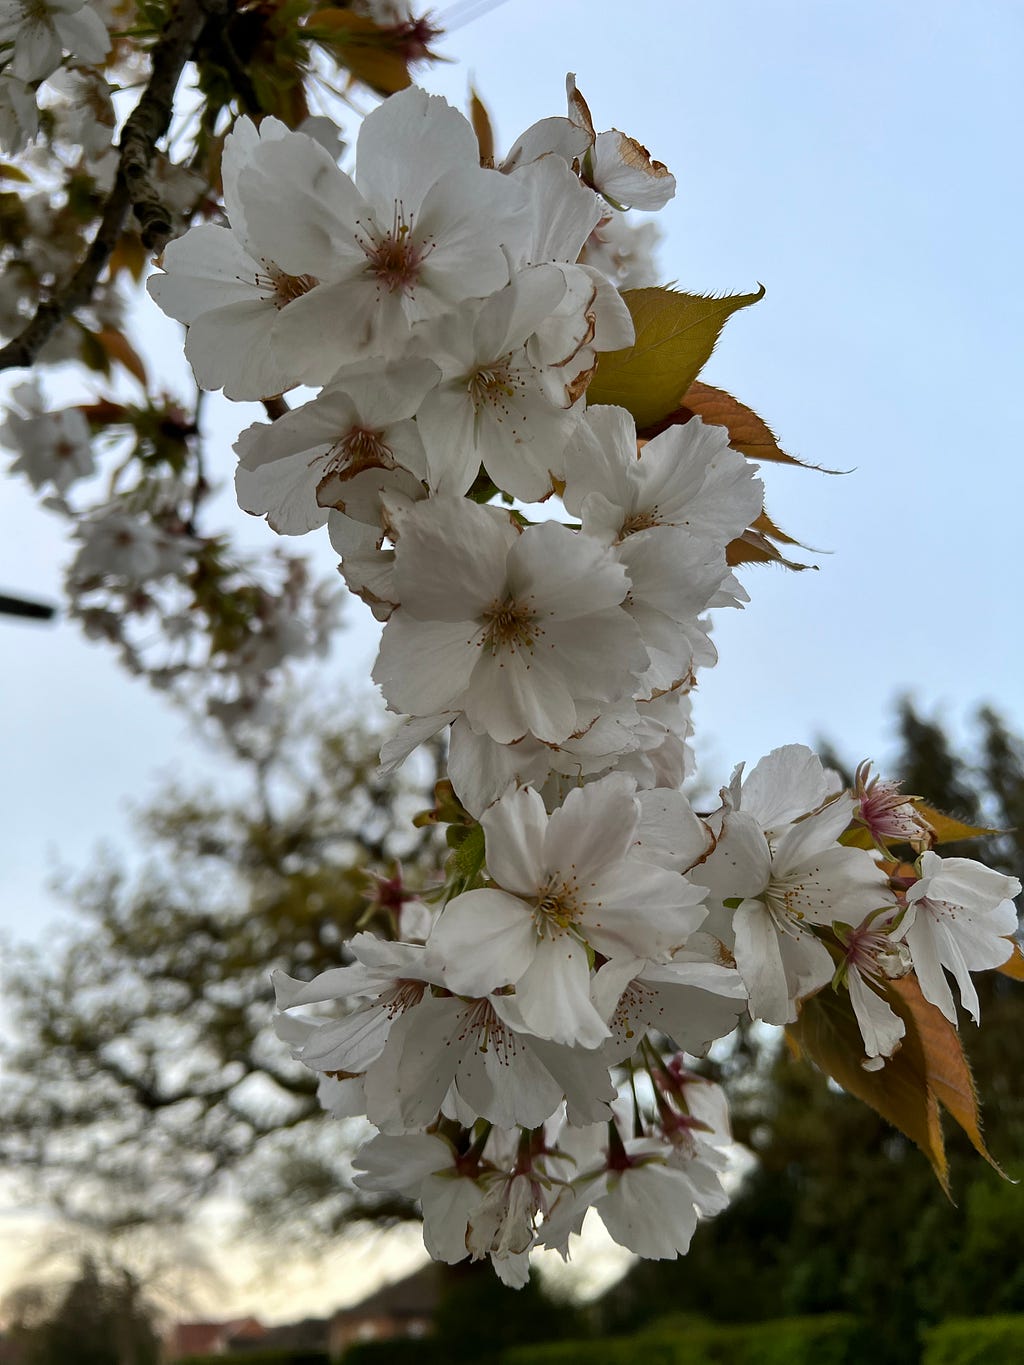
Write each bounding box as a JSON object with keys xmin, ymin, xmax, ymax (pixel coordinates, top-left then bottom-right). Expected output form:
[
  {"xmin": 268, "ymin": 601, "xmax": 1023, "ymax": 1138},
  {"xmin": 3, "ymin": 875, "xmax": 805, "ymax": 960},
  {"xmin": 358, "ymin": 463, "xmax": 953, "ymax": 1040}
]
[
  {"xmin": 889, "ymin": 975, "xmax": 1006, "ymax": 1180},
  {"xmin": 912, "ymin": 800, "xmax": 1001, "ymax": 845},
  {"xmin": 94, "ymin": 328, "xmax": 148, "ymax": 388},
  {"xmin": 304, "ymin": 9, "xmax": 412, "ymax": 95},
  {"xmin": 642, "ymin": 381, "xmax": 843, "ymax": 472},
  {"xmin": 788, "ymin": 975, "xmax": 1008, "ymax": 1196},
  {"xmin": 586, "ymin": 285, "xmax": 765, "ymax": 428},
  {"xmin": 450, "ymin": 821, "xmax": 486, "ymax": 883},
  {"xmin": 787, "ymin": 983, "xmax": 949, "ymax": 1196},
  {"xmin": 725, "ymin": 527, "xmax": 814, "ymax": 572}
]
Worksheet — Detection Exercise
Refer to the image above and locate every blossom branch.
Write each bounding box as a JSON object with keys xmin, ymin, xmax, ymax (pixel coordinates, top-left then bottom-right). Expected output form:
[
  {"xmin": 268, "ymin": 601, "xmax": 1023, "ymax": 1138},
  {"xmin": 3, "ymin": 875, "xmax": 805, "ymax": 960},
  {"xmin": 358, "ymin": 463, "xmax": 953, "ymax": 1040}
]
[{"xmin": 0, "ymin": 0, "xmax": 232, "ymax": 373}]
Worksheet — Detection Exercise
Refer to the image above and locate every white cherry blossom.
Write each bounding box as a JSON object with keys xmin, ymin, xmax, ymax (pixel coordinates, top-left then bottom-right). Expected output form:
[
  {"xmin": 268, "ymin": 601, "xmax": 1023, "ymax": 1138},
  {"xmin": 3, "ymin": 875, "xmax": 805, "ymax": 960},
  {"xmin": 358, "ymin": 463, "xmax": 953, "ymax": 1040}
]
[
  {"xmin": 0, "ymin": 0, "xmax": 109, "ymax": 82},
  {"xmin": 234, "ymin": 358, "xmax": 437, "ymax": 534},
  {"xmin": 373, "ymin": 497, "xmax": 648, "ymax": 745},
  {"xmin": 361, "ymin": 990, "xmax": 616, "ymax": 1134},
  {"xmin": 427, "ymin": 777, "xmax": 708, "ymax": 1047},
  {"xmin": 541, "ymin": 1133, "xmax": 723, "ymax": 1261},
  {"xmin": 587, "ymin": 128, "xmax": 676, "ymax": 211},
  {"xmin": 150, "ymin": 92, "xmax": 526, "ymax": 397},
  {"xmin": 896, "ymin": 852, "xmax": 1020, "ymax": 1024},
  {"xmin": 69, "ymin": 508, "xmax": 191, "ymax": 587},
  {"xmin": 834, "ymin": 909, "xmax": 910, "ymax": 1068},
  {"xmin": 241, "ymin": 87, "xmax": 527, "ymax": 380},
  {"xmin": 3, "ymin": 384, "xmax": 93, "ymax": 493},
  {"xmin": 354, "ymin": 1130, "xmax": 535, "ymax": 1284},
  {"xmin": 616, "ymin": 525, "xmax": 745, "ymax": 695},
  {"xmin": 581, "ymin": 211, "xmax": 662, "ymax": 288},
  {"xmin": 563, "ymin": 405, "xmax": 763, "ymax": 549},
  {"xmin": 148, "ymin": 116, "xmax": 334, "ymax": 399},
  {"xmin": 327, "ymin": 464, "xmax": 427, "ymax": 621},
  {"xmin": 0, "ymin": 74, "xmax": 37, "ymax": 153},
  {"xmin": 412, "ymin": 267, "xmax": 590, "ymax": 500},
  {"xmin": 274, "ymin": 934, "xmax": 615, "ymax": 1134},
  {"xmin": 503, "ymin": 74, "xmax": 676, "ymax": 213},
  {"xmin": 592, "ymin": 951, "xmax": 748, "ymax": 1064},
  {"xmin": 693, "ymin": 747, "xmax": 893, "ymax": 1024}
]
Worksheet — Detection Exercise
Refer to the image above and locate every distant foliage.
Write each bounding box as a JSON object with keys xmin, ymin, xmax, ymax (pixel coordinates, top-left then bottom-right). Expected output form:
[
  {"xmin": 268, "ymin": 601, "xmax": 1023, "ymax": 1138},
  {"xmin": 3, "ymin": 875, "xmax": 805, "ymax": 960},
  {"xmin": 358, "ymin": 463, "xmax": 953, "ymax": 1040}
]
[
  {"xmin": 502, "ymin": 1313, "xmax": 867, "ymax": 1365},
  {"xmin": 5, "ymin": 1256, "xmax": 161, "ymax": 1365},
  {"xmin": 0, "ymin": 701, "xmax": 442, "ymax": 1234},
  {"xmin": 922, "ymin": 1317, "xmax": 1024, "ymax": 1365}
]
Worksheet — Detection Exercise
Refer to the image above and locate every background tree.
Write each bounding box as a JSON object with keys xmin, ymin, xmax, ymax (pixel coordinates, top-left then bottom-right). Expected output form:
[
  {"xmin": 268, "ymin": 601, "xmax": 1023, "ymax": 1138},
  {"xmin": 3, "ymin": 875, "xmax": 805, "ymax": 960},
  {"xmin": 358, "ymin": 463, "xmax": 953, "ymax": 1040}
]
[
  {"xmin": 3, "ymin": 1255, "xmax": 161, "ymax": 1365},
  {"xmin": 0, "ymin": 694, "xmax": 443, "ymax": 1237},
  {"xmin": 598, "ymin": 699, "xmax": 1024, "ymax": 1362}
]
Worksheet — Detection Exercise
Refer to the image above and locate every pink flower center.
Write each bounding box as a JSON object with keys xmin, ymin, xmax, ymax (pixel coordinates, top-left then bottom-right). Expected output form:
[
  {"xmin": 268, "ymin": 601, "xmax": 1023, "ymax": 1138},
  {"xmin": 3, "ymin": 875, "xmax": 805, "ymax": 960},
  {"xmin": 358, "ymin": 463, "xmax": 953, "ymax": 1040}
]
[
  {"xmin": 468, "ymin": 359, "xmax": 521, "ymax": 414},
  {"xmin": 481, "ymin": 596, "xmax": 539, "ymax": 654},
  {"xmin": 258, "ymin": 262, "xmax": 319, "ymax": 310},
  {"xmin": 532, "ymin": 876, "xmax": 582, "ymax": 938},
  {"xmin": 329, "ymin": 426, "xmax": 395, "ymax": 478},
  {"xmin": 357, "ymin": 203, "xmax": 434, "ymax": 295},
  {"xmin": 620, "ymin": 505, "xmax": 662, "ymax": 537},
  {"xmin": 381, "ymin": 978, "xmax": 428, "ymax": 1019}
]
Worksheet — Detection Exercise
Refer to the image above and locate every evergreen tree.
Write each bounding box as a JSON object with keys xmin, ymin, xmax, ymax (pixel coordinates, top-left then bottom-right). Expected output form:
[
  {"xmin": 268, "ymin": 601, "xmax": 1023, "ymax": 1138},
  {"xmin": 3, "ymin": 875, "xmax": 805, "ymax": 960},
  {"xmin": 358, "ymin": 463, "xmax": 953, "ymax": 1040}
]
[{"xmin": 7, "ymin": 1257, "xmax": 160, "ymax": 1365}]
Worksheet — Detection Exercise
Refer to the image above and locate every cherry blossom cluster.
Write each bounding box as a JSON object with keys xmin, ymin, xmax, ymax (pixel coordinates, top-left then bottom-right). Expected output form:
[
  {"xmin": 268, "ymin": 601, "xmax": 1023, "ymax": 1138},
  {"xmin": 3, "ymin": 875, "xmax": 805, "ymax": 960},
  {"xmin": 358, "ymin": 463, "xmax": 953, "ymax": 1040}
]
[
  {"xmin": 0, "ymin": 0, "xmax": 110, "ymax": 147},
  {"xmin": 0, "ymin": 0, "xmax": 1016, "ymax": 1284},
  {"xmin": 142, "ymin": 77, "xmax": 1020, "ymax": 1277},
  {"xmin": 2, "ymin": 382, "xmax": 341, "ymax": 726},
  {"xmin": 0, "ymin": 1, "xmax": 454, "ymax": 738}
]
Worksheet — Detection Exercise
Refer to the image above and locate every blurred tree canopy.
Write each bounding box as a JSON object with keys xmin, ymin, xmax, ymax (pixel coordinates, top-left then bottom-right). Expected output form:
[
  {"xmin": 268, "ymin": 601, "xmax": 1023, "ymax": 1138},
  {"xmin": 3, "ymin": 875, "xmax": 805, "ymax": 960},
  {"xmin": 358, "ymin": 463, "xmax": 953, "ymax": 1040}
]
[
  {"xmin": 0, "ymin": 697, "xmax": 442, "ymax": 1237},
  {"xmin": 599, "ymin": 699, "xmax": 1024, "ymax": 1362}
]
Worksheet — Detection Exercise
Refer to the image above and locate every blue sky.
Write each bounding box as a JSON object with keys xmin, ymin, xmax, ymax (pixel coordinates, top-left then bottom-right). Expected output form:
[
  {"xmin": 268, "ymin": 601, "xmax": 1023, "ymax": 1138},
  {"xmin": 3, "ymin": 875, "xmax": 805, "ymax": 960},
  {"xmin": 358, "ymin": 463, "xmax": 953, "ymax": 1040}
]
[{"xmin": 3, "ymin": 0, "xmax": 1023, "ymax": 947}]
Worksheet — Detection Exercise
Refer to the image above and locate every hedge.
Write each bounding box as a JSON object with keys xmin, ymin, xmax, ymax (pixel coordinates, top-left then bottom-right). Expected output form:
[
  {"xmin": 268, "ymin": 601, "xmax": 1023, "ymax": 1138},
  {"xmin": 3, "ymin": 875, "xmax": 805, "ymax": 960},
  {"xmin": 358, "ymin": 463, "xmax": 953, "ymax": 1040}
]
[
  {"xmin": 502, "ymin": 1342, "xmax": 678, "ymax": 1365},
  {"xmin": 922, "ymin": 1316, "xmax": 1024, "ymax": 1365},
  {"xmin": 341, "ymin": 1341, "xmax": 453, "ymax": 1365},
  {"xmin": 502, "ymin": 1314, "xmax": 867, "ymax": 1365},
  {"xmin": 177, "ymin": 1353, "xmax": 329, "ymax": 1365}
]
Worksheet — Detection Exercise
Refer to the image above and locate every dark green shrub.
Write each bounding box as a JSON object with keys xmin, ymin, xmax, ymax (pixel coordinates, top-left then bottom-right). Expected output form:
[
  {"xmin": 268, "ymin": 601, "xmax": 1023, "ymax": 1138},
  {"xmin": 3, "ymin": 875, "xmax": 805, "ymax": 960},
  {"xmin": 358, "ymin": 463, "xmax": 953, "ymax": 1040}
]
[
  {"xmin": 922, "ymin": 1316, "xmax": 1024, "ymax": 1365},
  {"xmin": 503, "ymin": 1313, "xmax": 867, "ymax": 1365},
  {"xmin": 341, "ymin": 1342, "xmax": 448, "ymax": 1365},
  {"xmin": 178, "ymin": 1352, "xmax": 329, "ymax": 1365},
  {"xmin": 726, "ymin": 1313, "xmax": 867, "ymax": 1365},
  {"xmin": 502, "ymin": 1341, "xmax": 679, "ymax": 1365}
]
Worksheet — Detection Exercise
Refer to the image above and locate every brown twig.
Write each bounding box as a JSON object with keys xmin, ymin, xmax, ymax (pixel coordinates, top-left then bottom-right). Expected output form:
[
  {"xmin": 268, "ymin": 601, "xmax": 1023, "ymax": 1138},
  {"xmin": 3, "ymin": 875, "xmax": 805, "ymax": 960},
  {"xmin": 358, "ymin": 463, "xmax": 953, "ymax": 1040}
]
[
  {"xmin": 0, "ymin": 0, "xmax": 232, "ymax": 373},
  {"xmin": 261, "ymin": 396, "xmax": 291, "ymax": 421}
]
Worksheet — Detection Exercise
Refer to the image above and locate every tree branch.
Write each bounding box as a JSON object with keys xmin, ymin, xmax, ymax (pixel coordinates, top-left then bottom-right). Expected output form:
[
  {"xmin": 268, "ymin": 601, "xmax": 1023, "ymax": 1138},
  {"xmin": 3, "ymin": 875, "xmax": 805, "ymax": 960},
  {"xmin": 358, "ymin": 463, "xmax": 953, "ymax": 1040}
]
[{"xmin": 0, "ymin": 0, "xmax": 232, "ymax": 373}]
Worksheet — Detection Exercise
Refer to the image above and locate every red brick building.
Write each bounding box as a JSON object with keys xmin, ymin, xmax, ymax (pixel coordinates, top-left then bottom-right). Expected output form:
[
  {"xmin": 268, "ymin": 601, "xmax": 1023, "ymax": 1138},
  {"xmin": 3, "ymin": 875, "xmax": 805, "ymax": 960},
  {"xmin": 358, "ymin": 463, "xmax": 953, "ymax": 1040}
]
[
  {"xmin": 165, "ymin": 1315, "xmax": 266, "ymax": 1358},
  {"xmin": 328, "ymin": 1264, "xmax": 441, "ymax": 1355}
]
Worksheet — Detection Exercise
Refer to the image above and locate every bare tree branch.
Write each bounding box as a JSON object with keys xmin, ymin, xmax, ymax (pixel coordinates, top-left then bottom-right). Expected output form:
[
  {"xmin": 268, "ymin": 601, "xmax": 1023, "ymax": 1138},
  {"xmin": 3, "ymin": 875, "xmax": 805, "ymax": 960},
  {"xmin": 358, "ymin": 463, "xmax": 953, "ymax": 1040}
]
[{"xmin": 0, "ymin": 0, "xmax": 232, "ymax": 373}]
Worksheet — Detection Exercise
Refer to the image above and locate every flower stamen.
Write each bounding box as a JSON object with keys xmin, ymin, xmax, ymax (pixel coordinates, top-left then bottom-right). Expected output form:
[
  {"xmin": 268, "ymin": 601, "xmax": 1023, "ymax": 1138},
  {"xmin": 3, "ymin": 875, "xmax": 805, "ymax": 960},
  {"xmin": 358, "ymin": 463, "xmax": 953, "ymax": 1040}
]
[
  {"xmin": 482, "ymin": 596, "xmax": 538, "ymax": 655},
  {"xmin": 255, "ymin": 261, "xmax": 319, "ymax": 310},
  {"xmin": 356, "ymin": 202, "xmax": 435, "ymax": 295}
]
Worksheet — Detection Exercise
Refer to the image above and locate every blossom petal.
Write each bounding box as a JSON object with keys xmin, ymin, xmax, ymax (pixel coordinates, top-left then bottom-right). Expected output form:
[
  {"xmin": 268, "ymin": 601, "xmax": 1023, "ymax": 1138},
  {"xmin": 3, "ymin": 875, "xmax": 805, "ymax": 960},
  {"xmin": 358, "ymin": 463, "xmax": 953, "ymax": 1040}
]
[
  {"xmin": 355, "ymin": 87, "xmax": 479, "ymax": 211},
  {"xmin": 482, "ymin": 785, "xmax": 548, "ymax": 896},
  {"xmin": 428, "ymin": 889, "xmax": 536, "ymax": 996},
  {"xmin": 373, "ymin": 616, "xmax": 481, "ymax": 716},
  {"xmin": 514, "ymin": 935, "xmax": 609, "ymax": 1048},
  {"xmin": 733, "ymin": 899, "xmax": 791, "ymax": 1024},
  {"xmin": 543, "ymin": 773, "xmax": 639, "ymax": 878}
]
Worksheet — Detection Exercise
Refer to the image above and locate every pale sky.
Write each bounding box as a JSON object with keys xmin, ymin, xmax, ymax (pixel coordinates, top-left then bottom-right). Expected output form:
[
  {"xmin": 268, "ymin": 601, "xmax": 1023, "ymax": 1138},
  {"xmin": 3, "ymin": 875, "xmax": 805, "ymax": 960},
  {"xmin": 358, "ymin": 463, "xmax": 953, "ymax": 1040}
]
[{"xmin": 1, "ymin": 0, "xmax": 1022, "ymax": 1317}]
